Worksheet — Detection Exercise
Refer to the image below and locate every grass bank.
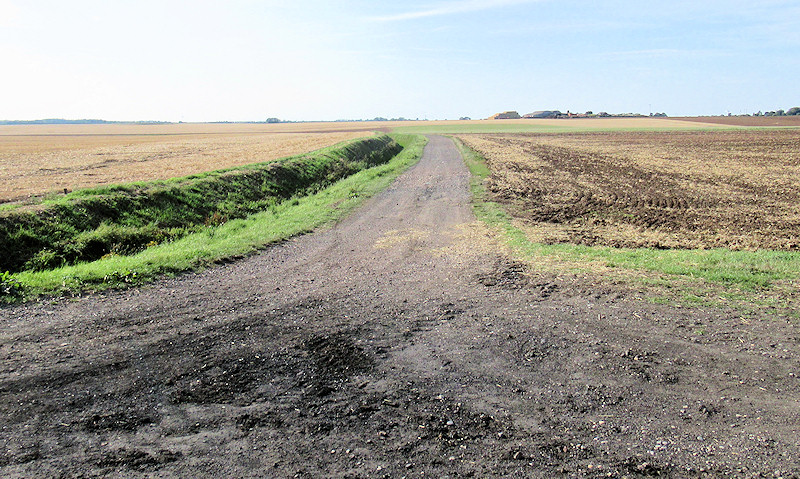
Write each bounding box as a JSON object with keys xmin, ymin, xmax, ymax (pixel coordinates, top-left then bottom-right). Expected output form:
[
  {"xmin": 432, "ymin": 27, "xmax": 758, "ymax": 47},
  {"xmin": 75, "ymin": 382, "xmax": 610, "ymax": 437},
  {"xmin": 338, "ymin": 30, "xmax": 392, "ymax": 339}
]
[
  {"xmin": 454, "ymin": 137, "xmax": 800, "ymax": 315},
  {"xmin": 1, "ymin": 135, "xmax": 401, "ymax": 273},
  {"xmin": 2, "ymin": 134, "xmax": 427, "ymax": 302}
]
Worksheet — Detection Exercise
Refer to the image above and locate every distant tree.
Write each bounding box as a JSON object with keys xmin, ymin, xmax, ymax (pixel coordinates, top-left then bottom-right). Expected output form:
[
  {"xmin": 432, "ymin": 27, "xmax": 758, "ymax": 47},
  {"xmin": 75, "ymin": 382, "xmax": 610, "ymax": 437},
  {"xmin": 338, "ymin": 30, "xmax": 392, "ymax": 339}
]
[
  {"xmin": 459, "ymin": 117, "xmax": 471, "ymax": 121},
  {"xmin": 585, "ymin": 111, "xmax": 593, "ymax": 115},
  {"xmin": 776, "ymin": 109, "xmax": 786, "ymax": 116},
  {"xmin": 266, "ymin": 117, "xmax": 281, "ymax": 123},
  {"xmin": 787, "ymin": 107, "xmax": 800, "ymax": 116}
]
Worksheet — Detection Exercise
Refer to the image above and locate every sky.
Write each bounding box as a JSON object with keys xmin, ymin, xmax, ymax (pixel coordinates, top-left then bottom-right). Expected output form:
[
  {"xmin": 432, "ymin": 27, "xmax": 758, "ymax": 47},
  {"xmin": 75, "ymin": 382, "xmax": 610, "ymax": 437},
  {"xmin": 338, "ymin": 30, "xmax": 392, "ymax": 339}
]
[{"xmin": 1, "ymin": 0, "xmax": 798, "ymax": 121}]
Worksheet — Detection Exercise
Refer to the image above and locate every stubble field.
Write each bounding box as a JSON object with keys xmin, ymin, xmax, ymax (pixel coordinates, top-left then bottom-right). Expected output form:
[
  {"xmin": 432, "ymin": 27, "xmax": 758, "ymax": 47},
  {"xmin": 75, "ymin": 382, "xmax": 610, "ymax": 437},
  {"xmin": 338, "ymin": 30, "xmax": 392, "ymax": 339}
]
[
  {"xmin": 458, "ymin": 129, "xmax": 800, "ymax": 251},
  {"xmin": 0, "ymin": 123, "xmax": 377, "ymax": 204},
  {"xmin": 0, "ymin": 117, "xmax": 733, "ymax": 205}
]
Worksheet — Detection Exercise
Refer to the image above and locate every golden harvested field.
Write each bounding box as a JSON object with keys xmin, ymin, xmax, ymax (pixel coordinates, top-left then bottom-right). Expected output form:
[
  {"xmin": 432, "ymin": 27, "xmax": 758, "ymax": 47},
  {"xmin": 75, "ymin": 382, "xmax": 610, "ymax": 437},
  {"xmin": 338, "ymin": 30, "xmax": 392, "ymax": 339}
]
[
  {"xmin": 458, "ymin": 130, "xmax": 800, "ymax": 250},
  {"xmin": 0, "ymin": 122, "xmax": 386, "ymax": 203},
  {"xmin": 0, "ymin": 117, "xmax": 768, "ymax": 204}
]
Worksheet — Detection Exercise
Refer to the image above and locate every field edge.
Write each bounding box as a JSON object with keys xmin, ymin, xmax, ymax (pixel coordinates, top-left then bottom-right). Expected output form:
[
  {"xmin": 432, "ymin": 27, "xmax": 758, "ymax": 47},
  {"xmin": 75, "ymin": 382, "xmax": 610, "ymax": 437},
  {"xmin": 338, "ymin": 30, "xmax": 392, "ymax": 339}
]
[
  {"xmin": 3, "ymin": 134, "xmax": 428, "ymax": 302},
  {"xmin": 452, "ymin": 136, "xmax": 800, "ymax": 318}
]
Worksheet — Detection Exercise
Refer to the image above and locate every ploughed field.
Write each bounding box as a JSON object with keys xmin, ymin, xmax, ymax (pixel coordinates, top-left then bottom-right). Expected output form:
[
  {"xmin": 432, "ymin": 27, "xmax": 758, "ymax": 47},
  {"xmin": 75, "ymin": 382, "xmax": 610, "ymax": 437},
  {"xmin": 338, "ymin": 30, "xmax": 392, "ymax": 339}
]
[
  {"xmin": 0, "ymin": 117, "xmax": 740, "ymax": 205},
  {"xmin": 0, "ymin": 123, "xmax": 373, "ymax": 204},
  {"xmin": 674, "ymin": 115, "xmax": 800, "ymax": 127},
  {"xmin": 458, "ymin": 130, "xmax": 800, "ymax": 251}
]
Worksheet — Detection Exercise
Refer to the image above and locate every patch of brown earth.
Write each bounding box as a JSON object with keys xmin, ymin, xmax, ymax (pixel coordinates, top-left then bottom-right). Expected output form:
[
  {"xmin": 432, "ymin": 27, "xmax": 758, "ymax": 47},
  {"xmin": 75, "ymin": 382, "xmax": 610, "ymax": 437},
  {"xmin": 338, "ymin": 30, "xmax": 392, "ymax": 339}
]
[{"xmin": 458, "ymin": 130, "xmax": 800, "ymax": 250}]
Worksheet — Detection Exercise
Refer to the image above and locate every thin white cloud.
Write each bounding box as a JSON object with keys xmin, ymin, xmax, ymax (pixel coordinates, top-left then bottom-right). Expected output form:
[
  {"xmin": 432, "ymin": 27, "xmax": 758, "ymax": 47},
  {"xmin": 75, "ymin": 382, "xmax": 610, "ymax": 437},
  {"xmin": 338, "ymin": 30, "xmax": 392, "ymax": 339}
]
[
  {"xmin": 369, "ymin": 0, "xmax": 540, "ymax": 22},
  {"xmin": 492, "ymin": 19, "xmax": 651, "ymax": 36},
  {"xmin": 601, "ymin": 48, "xmax": 729, "ymax": 59},
  {"xmin": 604, "ymin": 49, "xmax": 683, "ymax": 58}
]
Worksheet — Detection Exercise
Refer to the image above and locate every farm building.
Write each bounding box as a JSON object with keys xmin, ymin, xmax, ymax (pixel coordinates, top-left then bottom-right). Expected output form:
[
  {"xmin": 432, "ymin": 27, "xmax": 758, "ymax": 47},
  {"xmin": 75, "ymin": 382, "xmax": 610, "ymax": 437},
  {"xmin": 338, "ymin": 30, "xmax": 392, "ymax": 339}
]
[
  {"xmin": 523, "ymin": 110, "xmax": 562, "ymax": 119},
  {"xmin": 488, "ymin": 111, "xmax": 521, "ymax": 120}
]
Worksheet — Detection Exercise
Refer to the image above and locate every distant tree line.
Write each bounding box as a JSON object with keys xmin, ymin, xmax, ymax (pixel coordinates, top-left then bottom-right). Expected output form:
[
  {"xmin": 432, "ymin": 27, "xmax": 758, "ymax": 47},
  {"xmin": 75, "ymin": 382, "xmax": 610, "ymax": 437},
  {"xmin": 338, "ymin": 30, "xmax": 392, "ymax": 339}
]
[
  {"xmin": 368, "ymin": 117, "xmax": 412, "ymax": 121},
  {"xmin": 754, "ymin": 107, "xmax": 800, "ymax": 117}
]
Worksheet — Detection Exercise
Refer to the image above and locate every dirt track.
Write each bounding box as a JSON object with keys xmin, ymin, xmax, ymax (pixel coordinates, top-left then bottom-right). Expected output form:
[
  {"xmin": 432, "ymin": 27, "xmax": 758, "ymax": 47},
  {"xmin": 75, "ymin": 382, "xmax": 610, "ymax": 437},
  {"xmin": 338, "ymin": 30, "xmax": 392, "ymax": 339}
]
[{"xmin": 2, "ymin": 136, "xmax": 800, "ymax": 478}]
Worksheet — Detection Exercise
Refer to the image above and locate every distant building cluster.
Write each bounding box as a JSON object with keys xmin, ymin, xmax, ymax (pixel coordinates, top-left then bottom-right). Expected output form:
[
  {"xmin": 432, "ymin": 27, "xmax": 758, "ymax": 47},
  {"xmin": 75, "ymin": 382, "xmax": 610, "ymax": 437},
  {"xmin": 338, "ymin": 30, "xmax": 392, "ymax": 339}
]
[
  {"xmin": 488, "ymin": 111, "xmax": 521, "ymax": 120},
  {"xmin": 523, "ymin": 110, "xmax": 561, "ymax": 118},
  {"xmin": 487, "ymin": 109, "xmax": 665, "ymax": 120}
]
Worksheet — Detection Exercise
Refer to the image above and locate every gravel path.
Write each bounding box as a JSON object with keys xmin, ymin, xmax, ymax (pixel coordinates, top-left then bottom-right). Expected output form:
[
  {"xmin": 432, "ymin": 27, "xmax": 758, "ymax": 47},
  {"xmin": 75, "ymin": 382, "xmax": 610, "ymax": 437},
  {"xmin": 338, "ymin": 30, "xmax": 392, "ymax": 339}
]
[{"xmin": 2, "ymin": 135, "xmax": 800, "ymax": 477}]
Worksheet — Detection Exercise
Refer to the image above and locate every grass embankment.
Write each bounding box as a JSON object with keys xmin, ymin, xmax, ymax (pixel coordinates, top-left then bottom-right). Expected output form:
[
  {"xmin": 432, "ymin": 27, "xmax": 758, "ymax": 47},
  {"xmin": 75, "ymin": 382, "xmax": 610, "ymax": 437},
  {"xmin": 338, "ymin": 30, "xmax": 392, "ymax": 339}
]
[
  {"xmin": 1, "ymin": 134, "xmax": 427, "ymax": 301},
  {"xmin": 454, "ymin": 138, "xmax": 800, "ymax": 316}
]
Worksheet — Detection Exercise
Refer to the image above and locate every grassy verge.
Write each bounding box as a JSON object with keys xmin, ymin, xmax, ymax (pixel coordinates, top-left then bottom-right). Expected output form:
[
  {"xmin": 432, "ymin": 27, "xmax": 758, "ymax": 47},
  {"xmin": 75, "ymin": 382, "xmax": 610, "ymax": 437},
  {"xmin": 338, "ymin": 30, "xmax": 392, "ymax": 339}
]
[
  {"xmin": 454, "ymin": 137, "xmax": 800, "ymax": 316},
  {"xmin": 2, "ymin": 134, "xmax": 427, "ymax": 302},
  {"xmin": 1, "ymin": 135, "xmax": 401, "ymax": 274}
]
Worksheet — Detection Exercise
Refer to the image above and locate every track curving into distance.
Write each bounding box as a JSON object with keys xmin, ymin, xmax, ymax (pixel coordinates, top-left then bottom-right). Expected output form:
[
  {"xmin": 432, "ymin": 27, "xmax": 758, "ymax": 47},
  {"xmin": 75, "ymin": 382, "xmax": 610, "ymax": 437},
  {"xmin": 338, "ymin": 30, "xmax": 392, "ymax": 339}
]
[{"xmin": 2, "ymin": 136, "xmax": 800, "ymax": 477}]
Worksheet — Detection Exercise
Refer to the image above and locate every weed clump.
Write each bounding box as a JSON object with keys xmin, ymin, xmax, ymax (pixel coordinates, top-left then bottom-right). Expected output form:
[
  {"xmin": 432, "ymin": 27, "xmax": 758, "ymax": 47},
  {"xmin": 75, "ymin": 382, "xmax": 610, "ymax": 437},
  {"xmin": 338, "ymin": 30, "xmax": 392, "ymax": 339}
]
[{"xmin": 0, "ymin": 271, "xmax": 23, "ymax": 300}]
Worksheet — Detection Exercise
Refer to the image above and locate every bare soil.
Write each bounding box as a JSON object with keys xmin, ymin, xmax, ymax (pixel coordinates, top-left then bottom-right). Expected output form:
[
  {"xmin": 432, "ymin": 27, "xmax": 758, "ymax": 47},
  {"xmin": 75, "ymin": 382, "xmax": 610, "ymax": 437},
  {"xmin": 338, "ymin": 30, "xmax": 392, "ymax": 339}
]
[
  {"xmin": 458, "ymin": 130, "xmax": 800, "ymax": 250},
  {"xmin": 2, "ymin": 136, "xmax": 800, "ymax": 477},
  {"xmin": 674, "ymin": 116, "xmax": 800, "ymax": 127}
]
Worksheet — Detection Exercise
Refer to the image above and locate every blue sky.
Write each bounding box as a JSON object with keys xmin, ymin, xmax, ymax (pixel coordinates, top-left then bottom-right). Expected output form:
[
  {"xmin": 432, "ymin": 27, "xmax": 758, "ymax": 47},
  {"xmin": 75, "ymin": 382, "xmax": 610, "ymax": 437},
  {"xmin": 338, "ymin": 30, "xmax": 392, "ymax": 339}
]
[{"xmin": 1, "ymin": 0, "xmax": 798, "ymax": 121}]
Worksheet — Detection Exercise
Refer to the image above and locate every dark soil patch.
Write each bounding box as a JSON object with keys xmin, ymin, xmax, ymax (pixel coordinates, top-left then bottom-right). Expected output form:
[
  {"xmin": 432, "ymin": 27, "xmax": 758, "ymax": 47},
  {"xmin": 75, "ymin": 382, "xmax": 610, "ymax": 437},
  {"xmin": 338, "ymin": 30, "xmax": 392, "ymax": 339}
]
[
  {"xmin": 93, "ymin": 448, "xmax": 182, "ymax": 472},
  {"xmin": 303, "ymin": 331, "xmax": 372, "ymax": 380},
  {"xmin": 81, "ymin": 411, "xmax": 155, "ymax": 432},
  {"xmin": 477, "ymin": 259, "xmax": 529, "ymax": 289}
]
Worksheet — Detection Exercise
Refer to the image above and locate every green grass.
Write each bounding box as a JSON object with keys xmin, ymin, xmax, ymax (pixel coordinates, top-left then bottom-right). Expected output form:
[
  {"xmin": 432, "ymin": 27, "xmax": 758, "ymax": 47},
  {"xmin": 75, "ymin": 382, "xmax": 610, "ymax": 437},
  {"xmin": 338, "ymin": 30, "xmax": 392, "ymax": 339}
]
[
  {"xmin": 518, "ymin": 243, "xmax": 798, "ymax": 290},
  {"xmin": 1, "ymin": 135, "xmax": 402, "ymax": 274},
  {"xmin": 454, "ymin": 137, "xmax": 800, "ymax": 311},
  {"xmin": 5, "ymin": 134, "xmax": 427, "ymax": 301}
]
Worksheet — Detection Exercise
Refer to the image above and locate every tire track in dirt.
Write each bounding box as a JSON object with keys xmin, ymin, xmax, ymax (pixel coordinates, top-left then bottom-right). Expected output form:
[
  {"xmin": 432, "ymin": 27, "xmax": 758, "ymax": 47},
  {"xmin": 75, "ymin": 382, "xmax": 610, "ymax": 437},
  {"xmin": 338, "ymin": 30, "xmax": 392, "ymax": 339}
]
[{"xmin": 2, "ymin": 136, "xmax": 800, "ymax": 477}]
